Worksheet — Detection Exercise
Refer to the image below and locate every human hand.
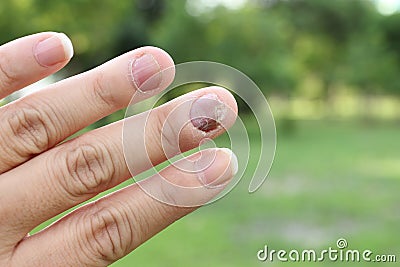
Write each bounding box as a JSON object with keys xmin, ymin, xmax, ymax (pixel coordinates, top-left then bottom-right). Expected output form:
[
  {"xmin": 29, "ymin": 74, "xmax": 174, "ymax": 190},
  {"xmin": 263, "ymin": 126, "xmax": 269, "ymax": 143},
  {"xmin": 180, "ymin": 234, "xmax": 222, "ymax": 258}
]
[{"xmin": 0, "ymin": 32, "xmax": 238, "ymax": 266}]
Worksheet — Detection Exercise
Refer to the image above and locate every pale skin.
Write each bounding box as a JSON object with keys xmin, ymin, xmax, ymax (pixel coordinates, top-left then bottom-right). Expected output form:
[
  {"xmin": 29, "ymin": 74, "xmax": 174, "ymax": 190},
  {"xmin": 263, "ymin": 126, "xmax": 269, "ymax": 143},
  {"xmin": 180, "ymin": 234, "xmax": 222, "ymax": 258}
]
[{"xmin": 0, "ymin": 32, "xmax": 238, "ymax": 266}]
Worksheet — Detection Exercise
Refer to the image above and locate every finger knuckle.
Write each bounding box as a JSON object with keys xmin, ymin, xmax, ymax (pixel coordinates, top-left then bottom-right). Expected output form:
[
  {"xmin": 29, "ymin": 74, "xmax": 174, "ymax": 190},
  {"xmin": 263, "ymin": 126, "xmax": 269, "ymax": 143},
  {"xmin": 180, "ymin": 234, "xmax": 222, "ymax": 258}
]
[
  {"xmin": 82, "ymin": 203, "xmax": 133, "ymax": 263},
  {"xmin": 90, "ymin": 72, "xmax": 120, "ymax": 109},
  {"xmin": 58, "ymin": 142, "xmax": 116, "ymax": 197},
  {"xmin": 4, "ymin": 103, "xmax": 55, "ymax": 156}
]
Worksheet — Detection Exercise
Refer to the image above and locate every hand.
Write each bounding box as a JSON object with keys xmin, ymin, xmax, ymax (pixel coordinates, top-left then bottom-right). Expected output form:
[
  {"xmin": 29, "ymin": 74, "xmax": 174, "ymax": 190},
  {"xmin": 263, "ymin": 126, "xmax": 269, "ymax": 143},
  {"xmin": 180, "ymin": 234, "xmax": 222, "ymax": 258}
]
[{"xmin": 0, "ymin": 32, "xmax": 238, "ymax": 266}]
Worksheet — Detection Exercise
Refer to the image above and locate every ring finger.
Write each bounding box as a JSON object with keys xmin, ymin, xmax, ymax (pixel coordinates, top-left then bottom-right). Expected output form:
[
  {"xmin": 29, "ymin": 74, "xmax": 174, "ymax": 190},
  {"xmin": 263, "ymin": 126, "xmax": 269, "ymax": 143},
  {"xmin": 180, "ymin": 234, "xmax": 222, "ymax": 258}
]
[
  {"xmin": 0, "ymin": 32, "xmax": 73, "ymax": 99},
  {"xmin": 0, "ymin": 87, "xmax": 237, "ymax": 244}
]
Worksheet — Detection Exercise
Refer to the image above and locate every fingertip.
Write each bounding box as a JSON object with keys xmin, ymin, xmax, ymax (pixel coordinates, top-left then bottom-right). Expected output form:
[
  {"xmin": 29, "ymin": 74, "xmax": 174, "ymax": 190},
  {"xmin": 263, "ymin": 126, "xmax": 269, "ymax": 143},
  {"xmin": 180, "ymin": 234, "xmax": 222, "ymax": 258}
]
[
  {"xmin": 34, "ymin": 32, "xmax": 74, "ymax": 67},
  {"xmin": 57, "ymin": 32, "xmax": 74, "ymax": 61},
  {"xmin": 218, "ymin": 148, "xmax": 239, "ymax": 176},
  {"xmin": 209, "ymin": 86, "xmax": 239, "ymax": 116},
  {"xmin": 198, "ymin": 148, "xmax": 238, "ymax": 187},
  {"xmin": 130, "ymin": 46, "xmax": 175, "ymax": 94},
  {"xmin": 141, "ymin": 46, "xmax": 175, "ymax": 83},
  {"xmin": 190, "ymin": 87, "xmax": 238, "ymax": 133},
  {"xmin": 152, "ymin": 47, "xmax": 175, "ymax": 90},
  {"xmin": 197, "ymin": 86, "xmax": 238, "ymax": 117},
  {"xmin": 139, "ymin": 147, "xmax": 237, "ymax": 207},
  {"xmin": 143, "ymin": 46, "xmax": 175, "ymax": 71}
]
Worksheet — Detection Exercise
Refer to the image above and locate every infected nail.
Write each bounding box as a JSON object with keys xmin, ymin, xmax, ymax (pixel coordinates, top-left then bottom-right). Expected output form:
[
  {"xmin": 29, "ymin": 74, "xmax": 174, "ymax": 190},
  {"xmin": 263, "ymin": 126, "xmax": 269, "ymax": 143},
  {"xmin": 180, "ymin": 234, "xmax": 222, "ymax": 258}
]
[
  {"xmin": 190, "ymin": 93, "xmax": 226, "ymax": 132},
  {"xmin": 131, "ymin": 53, "xmax": 162, "ymax": 92},
  {"xmin": 34, "ymin": 33, "xmax": 74, "ymax": 67}
]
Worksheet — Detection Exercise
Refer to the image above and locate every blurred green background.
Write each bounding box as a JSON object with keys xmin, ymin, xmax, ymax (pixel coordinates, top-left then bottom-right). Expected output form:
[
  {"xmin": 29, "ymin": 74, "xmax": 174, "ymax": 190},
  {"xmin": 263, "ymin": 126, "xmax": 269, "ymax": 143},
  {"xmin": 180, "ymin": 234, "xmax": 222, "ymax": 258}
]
[{"xmin": 1, "ymin": 0, "xmax": 399, "ymax": 266}]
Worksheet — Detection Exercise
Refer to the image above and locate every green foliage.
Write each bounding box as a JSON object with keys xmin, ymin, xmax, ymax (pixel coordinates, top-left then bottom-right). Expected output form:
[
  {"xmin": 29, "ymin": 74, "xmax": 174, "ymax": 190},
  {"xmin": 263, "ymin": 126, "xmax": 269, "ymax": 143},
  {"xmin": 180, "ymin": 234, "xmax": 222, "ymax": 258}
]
[
  {"xmin": 112, "ymin": 119, "xmax": 400, "ymax": 266},
  {"xmin": 1, "ymin": 0, "xmax": 399, "ymax": 100}
]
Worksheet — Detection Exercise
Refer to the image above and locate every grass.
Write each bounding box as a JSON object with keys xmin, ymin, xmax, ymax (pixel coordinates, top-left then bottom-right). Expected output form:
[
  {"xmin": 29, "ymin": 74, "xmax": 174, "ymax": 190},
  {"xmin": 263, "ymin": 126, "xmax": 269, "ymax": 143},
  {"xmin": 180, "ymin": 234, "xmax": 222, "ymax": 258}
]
[
  {"xmin": 110, "ymin": 119, "xmax": 399, "ymax": 266},
  {"xmin": 32, "ymin": 118, "xmax": 399, "ymax": 266}
]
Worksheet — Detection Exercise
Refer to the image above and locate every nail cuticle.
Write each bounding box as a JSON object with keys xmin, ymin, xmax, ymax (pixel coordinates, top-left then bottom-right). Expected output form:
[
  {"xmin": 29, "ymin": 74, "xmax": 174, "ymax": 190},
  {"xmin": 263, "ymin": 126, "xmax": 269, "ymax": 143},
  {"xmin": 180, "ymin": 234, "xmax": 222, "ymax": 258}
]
[{"xmin": 130, "ymin": 53, "xmax": 162, "ymax": 93}]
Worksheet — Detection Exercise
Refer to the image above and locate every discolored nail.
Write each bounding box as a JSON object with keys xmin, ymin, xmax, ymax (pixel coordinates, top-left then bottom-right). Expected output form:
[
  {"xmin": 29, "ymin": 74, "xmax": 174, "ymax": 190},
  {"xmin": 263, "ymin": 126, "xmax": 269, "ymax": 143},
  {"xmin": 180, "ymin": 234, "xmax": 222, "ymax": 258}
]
[
  {"xmin": 131, "ymin": 53, "xmax": 162, "ymax": 92},
  {"xmin": 190, "ymin": 93, "xmax": 227, "ymax": 132},
  {"xmin": 34, "ymin": 33, "xmax": 73, "ymax": 67}
]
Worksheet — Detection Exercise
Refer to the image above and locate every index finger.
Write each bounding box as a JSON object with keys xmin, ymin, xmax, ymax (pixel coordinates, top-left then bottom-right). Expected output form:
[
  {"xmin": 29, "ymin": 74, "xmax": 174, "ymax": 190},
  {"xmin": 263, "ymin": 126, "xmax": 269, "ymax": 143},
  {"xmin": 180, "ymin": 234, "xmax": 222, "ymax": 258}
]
[{"xmin": 0, "ymin": 32, "xmax": 73, "ymax": 99}]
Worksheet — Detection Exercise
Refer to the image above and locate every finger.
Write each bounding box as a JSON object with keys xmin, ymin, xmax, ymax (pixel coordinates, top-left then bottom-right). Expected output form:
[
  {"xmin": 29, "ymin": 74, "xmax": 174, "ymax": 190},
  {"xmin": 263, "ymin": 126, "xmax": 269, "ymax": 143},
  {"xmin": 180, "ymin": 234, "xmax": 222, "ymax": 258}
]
[
  {"xmin": 0, "ymin": 87, "xmax": 237, "ymax": 243},
  {"xmin": 12, "ymin": 148, "xmax": 238, "ymax": 266},
  {"xmin": 0, "ymin": 46, "xmax": 175, "ymax": 173},
  {"xmin": 0, "ymin": 32, "xmax": 73, "ymax": 99}
]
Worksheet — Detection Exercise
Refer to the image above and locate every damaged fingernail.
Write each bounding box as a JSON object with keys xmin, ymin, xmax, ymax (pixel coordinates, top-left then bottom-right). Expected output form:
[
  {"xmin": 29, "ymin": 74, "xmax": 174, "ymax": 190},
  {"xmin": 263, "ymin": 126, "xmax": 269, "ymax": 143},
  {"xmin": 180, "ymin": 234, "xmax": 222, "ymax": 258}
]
[
  {"xmin": 190, "ymin": 93, "xmax": 226, "ymax": 132},
  {"xmin": 131, "ymin": 53, "xmax": 162, "ymax": 92}
]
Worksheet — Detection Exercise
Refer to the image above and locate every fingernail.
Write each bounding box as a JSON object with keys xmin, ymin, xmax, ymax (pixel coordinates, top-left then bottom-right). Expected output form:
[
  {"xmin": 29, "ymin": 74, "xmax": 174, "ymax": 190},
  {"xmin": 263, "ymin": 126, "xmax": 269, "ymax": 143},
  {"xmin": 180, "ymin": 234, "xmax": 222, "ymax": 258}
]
[
  {"xmin": 131, "ymin": 53, "xmax": 162, "ymax": 92},
  {"xmin": 223, "ymin": 148, "xmax": 239, "ymax": 176},
  {"xmin": 197, "ymin": 148, "xmax": 238, "ymax": 187},
  {"xmin": 34, "ymin": 33, "xmax": 74, "ymax": 67},
  {"xmin": 190, "ymin": 93, "xmax": 227, "ymax": 132}
]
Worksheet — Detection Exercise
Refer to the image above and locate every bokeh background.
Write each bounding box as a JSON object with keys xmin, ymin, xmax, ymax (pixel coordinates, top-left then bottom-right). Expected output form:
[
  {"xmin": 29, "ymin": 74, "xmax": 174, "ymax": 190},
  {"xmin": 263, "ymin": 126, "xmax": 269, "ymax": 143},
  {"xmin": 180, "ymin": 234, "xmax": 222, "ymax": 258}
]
[{"xmin": 1, "ymin": 0, "xmax": 399, "ymax": 266}]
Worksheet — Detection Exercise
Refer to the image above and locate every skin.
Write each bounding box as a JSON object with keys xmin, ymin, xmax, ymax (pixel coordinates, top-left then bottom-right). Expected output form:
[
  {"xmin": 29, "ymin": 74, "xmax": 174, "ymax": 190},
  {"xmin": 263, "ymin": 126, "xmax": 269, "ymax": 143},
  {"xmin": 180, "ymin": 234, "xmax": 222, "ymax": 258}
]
[{"xmin": 0, "ymin": 32, "xmax": 238, "ymax": 266}]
